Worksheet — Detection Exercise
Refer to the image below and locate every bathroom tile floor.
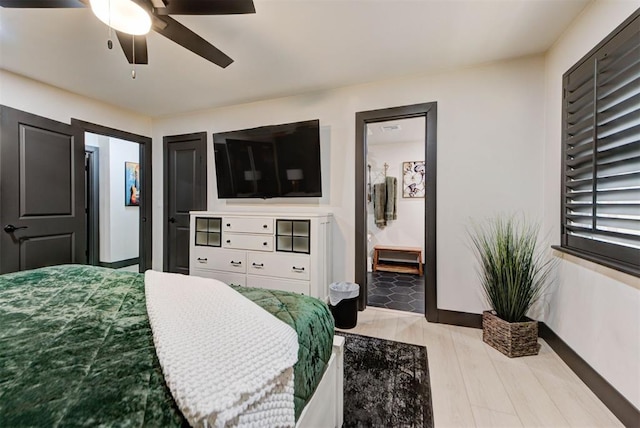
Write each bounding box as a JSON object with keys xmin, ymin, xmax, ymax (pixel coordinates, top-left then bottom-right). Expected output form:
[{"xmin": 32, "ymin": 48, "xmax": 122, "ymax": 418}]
[{"xmin": 366, "ymin": 270, "xmax": 425, "ymax": 314}]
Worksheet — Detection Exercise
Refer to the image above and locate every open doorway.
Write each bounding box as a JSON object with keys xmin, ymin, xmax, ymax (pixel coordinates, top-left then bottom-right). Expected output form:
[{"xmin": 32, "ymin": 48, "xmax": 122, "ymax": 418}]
[
  {"xmin": 73, "ymin": 120, "xmax": 152, "ymax": 273},
  {"xmin": 355, "ymin": 102, "xmax": 437, "ymax": 322},
  {"xmin": 85, "ymin": 133, "xmax": 141, "ymax": 271},
  {"xmin": 365, "ymin": 117, "xmax": 426, "ymax": 313}
]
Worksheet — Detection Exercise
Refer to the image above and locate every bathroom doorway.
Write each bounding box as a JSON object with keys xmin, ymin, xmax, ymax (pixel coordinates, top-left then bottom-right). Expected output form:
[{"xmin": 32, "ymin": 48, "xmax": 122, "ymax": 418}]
[
  {"xmin": 366, "ymin": 118, "xmax": 426, "ymax": 313},
  {"xmin": 355, "ymin": 102, "xmax": 437, "ymax": 322}
]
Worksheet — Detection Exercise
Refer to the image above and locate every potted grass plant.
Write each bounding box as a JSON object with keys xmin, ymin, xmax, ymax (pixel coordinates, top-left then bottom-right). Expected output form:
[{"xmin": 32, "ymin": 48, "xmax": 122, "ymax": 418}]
[{"xmin": 469, "ymin": 216, "xmax": 554, "ymax": 358}]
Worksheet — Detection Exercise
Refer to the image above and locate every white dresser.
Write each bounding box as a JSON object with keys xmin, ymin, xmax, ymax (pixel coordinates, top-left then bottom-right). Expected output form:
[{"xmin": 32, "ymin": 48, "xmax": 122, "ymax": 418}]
[{"xmin": 189, "ymin": 211, "xmax": 332, "ymax": 300}]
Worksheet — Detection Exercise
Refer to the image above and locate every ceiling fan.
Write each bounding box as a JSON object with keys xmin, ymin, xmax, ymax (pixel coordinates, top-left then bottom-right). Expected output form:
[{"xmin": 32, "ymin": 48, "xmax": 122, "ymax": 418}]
[{"xmin": 0, "ymin": 0, "xmax": 256, "ymax": 69}]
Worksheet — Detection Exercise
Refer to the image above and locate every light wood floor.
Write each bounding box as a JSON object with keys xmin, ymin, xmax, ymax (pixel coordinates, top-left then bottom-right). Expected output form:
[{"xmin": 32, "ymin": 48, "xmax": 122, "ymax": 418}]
[{"xmin": 336, "ymin": 307, "xmax": 622, "ymax": 428}]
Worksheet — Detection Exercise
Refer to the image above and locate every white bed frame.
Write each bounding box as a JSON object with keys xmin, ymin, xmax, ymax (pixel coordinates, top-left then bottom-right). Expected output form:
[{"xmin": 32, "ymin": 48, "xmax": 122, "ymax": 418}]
[{"xmin": 296, "ymin": 335, "xmax": 345, "ymax": 427}]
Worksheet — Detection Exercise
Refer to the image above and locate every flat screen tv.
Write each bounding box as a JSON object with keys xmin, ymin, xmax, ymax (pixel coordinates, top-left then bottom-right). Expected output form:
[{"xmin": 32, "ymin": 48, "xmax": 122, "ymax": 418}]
[{"xmin": 213, "ymin": 119, "xmax": 322, "ymax": 198}]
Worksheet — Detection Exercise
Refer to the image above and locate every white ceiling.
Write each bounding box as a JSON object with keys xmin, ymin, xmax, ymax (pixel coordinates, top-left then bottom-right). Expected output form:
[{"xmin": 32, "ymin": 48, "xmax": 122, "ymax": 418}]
[
  {"xmin": 367, "ymin": 117, "xmax": 425, "ymax": 146},
  {"xmin": 0, "ymin": 0, "xmax": 590, "ymax": 118}
]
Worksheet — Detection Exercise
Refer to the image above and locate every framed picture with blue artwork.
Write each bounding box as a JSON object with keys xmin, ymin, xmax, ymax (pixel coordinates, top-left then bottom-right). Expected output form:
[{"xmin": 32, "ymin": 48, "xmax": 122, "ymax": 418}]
[
  {"xmin": 402, "ymin": 161, "xmax": 425, "ymax": 198},
  {"xmin": 125, "ymin": 162, "xmax": 140, "ymax": 206}
]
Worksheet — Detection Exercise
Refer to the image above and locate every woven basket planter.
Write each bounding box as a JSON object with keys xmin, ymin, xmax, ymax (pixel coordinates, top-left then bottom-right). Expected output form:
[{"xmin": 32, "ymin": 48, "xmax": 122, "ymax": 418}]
[{"xmin": 482, "ymin": 310, "xmax": 540, "ymax": 358}]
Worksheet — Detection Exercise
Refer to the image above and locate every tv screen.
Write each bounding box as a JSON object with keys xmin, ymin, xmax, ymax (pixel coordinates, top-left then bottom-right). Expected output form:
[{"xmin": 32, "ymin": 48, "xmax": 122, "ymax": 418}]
[{"xmin": 213, "ymin": 119, "xmax": 322, "ymax": 198}]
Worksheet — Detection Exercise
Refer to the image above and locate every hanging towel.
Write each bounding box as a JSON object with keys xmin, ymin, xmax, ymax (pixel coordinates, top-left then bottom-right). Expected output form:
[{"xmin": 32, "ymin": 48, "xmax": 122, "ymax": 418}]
[
  {"xmin": 373, "ymin": 182, "xmax": 387, "ymax": 227},
  {"xmin": 385, "ymin": 176, "xmax": 397, "ymax": 221}
]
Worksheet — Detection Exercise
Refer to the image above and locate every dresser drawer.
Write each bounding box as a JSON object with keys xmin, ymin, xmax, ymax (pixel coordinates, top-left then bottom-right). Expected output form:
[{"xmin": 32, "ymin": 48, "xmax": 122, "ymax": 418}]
[
  {"xmin": 223, "ymin": 233, "xmax": 274, "ymax": 252},
  {"xmin": 191, "ymin": 247, "xmax": 247, "ymax": 273},
  {"xmin": 191, "ymin": 246, "xmax": 216, "ymax": 267},
  {"xmin": 222, "ymin": 217, "xmax": 274, "ymax": 234},
  {"xmin": 246, "ymin": 275, "xmax": 310, "ymax": 295},
  {"xmin": 247, "ymin": 252, "xmax": 310, "ymax": 280},
  {"xmin": 190, "ymin": 268, "xmax": 246, "ymax": 287}
]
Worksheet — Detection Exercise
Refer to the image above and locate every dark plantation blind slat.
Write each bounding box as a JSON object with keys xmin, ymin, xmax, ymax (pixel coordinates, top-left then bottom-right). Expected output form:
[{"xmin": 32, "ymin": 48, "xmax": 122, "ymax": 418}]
[
  {"xmin": 601, "ymin": 34, "xmax": 640, "ymax": 74},
  {"xmin": 598, "ymin": 91, "xmax": 640, "ymax": 125},
  {"xmin": 562, "ymin": 10, "xmax": 640, "ymax": 273},
  {"xmin": 566, "ymin": 164, "xmax": 594, "ymax": 179}
]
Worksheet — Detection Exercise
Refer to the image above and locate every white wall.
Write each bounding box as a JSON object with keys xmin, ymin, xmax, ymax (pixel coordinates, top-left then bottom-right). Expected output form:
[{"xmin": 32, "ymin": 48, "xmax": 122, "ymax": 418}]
[
  {"xmin": 0, "ymin": 70, "xmax": 151, "ymax": 136},
  {"xmin": 543, "ymin": 0, "xmax": 640, "ymax": 410},
  {"xmin": 367, "ymin": 141, "xmax": 425, "ymax": 263},
  {"xmin": 107, "ymin": 137, "xmax": 139, "ymax": 263},
  {"xmin": 152, "ymin": 54, "xmax": 547, "ymax": 316}
]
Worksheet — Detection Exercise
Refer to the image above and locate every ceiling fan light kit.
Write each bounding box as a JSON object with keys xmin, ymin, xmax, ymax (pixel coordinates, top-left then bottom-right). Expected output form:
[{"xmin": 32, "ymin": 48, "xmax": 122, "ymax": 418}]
[
  {"xmin": 90, "ymin": 0, "xmax": 151, "ymax": 35},
  {"xmin": 0, "ymin": 0, "xmax": 256, "ymax": 68}
]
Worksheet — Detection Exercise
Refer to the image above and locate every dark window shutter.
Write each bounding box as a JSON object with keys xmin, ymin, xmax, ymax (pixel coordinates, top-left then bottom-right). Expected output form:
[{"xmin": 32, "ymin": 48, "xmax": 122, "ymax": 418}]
[{"xmin": 561, "ymin": 10, "xmax": 640, "ymax": 274}]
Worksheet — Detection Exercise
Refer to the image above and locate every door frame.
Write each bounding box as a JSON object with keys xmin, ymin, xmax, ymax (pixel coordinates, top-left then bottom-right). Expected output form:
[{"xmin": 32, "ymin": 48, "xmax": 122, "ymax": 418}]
[
  {"xmin": 162, "ymin": 132, "xmax": 208, "ymax": 272},
  {"xmin": 85, "ymin": 145, "xmax": 100, "ymax": 266},
  {"xmin": 71, "ymin": 119, "xmax": 153, "ymax": 272},
  {"xmin": 355, "ymin": 102, "xmax": 438, "ymax": 322}
]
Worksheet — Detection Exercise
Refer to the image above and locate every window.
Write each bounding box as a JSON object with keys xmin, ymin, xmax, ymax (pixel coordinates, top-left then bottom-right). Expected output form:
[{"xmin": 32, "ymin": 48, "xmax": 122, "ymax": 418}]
[{"xmin": 560, "ymin": 9, "xmax": 639, "ymax": 276}]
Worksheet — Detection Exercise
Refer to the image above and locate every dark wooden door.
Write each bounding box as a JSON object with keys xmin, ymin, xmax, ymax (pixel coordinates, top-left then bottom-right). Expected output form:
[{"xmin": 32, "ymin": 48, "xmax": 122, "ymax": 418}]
[
  {"xmin": 0, "ymin": 106, "xmax": 85, "ymax": 274},
  {"xmin": 163, "ymin": 132, "xmax": 207, "ymax": 274}
]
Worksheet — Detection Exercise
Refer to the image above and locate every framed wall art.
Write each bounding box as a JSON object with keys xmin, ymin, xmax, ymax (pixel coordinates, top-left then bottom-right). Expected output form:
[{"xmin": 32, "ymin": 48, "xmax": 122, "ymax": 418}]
[
  {"xmin": 402, "ymin": 161, "xmax": 425, "ymax": 198},
  {"xmin": 125, "ymin": 162, "xmax": 140, "ymax": 206}
]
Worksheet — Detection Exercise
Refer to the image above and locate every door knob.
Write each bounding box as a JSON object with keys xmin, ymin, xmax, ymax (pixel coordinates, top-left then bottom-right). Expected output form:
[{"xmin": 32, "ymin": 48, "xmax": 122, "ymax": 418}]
[
  {"xmin": 4, "ymin": 224, "xmax": 28, "ymax": 234},
  {"xmin": 168, "ymin": 217, "xmax": 176, "ymax": 223}
]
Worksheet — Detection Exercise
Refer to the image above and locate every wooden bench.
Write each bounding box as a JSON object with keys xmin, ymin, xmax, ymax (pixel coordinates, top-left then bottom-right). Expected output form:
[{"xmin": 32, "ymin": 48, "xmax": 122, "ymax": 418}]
[{"xmin": 372, "ymin": 245, "xmax": 423, "ymax": 276}]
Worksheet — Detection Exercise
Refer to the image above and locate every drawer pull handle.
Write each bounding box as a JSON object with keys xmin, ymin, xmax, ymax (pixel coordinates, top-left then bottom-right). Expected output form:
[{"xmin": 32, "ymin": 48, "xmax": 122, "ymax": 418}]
[
  {"xmin": 226, "ymin": 240, "xmax": 231, "ymax": 243},
  {"xmin": 226, "ymin": 223, "xmax": 231, "ymax": 227},
  {"xmin": 197, "ymin": 257, "xmax": 207, "ymax": 262},
  {"xmin": 292, "ymin": 266, "xmax": 305, "ymax": 272},
  {"xmin": 263, "ymin": 242, "xmax": 268, "ymax": 246},
  {"xmin": 263, "ymin": 224, "xmax": 268, "ymax": 228},
  {"xmin": 230, "ymin": 261, "xmax": 242, "ymax": 266},
  {"xmin": 252, "ymin": 263, "xmax": 264, "ymax": 268}
]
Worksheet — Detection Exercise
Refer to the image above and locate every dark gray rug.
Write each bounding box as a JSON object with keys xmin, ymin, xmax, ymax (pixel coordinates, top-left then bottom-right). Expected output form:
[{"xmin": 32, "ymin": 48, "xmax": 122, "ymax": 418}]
[{"xmin": 337, "ymin": 332, "xmax": 433, "ymax": 428}]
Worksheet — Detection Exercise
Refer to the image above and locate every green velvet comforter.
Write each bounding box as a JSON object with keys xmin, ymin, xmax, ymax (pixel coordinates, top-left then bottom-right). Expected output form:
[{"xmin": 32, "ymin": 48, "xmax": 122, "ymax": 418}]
[{"xmin": 0, "ymin": 265, "xmax": 334, "ymax": 426}]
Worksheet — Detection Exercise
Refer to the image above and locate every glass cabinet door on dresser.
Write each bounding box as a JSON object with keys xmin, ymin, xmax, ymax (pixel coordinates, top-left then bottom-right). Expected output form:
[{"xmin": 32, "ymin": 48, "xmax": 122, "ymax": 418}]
[
  {"xmin": 195, "ymin": 217, "xmax": 222, "ymax": 247},
  {"xmin": 276, "ymin": 219, "xmax": 310, "ymax": 254}
]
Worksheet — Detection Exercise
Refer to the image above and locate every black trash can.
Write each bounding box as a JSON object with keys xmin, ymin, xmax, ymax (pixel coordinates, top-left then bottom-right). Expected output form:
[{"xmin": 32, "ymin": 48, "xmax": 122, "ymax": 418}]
[{"xmin": 329, "ymin": 282, "xmax": 359, "ymax": 329}]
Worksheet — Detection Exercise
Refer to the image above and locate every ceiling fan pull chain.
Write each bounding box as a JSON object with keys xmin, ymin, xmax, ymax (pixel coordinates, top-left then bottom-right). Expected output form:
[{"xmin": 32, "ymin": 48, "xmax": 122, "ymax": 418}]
[
  {"xmin": 107, "ymin": 0, "xmax": 113, "ymax": 49},
  {"xmin": 132, "ymin": 36, "xmax": 136, "ymax": 79}
]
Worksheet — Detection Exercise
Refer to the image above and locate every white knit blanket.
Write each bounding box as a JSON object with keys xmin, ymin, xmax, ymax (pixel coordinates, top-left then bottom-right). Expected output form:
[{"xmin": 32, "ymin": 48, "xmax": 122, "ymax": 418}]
[{"xmin": 145, "ymin": 271, "xmax": 299, "ymax": 428}]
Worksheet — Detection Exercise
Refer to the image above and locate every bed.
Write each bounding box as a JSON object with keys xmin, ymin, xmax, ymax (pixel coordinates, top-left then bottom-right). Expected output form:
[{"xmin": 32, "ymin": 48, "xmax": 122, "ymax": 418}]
[{"xmin": 0, "ymin": 265, "xmax": 343, "ymax": 427}]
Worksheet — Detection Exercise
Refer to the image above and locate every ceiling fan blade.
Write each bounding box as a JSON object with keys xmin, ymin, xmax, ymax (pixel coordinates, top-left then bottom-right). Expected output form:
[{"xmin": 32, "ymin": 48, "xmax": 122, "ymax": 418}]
[
  {"xmin": 116, "ymin": 32, "xmax": 149, "ymax": 65},
  {"xmin": 154, "ymin": 0, "xmax": 255, "ymax": 16},
  {"xmin": 152, "ymin": 15, "xmax": 233, "ymax": 68},
  {"xmin": 0, "ymin": 0, "xmax": 85, "ymax": 7}
]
